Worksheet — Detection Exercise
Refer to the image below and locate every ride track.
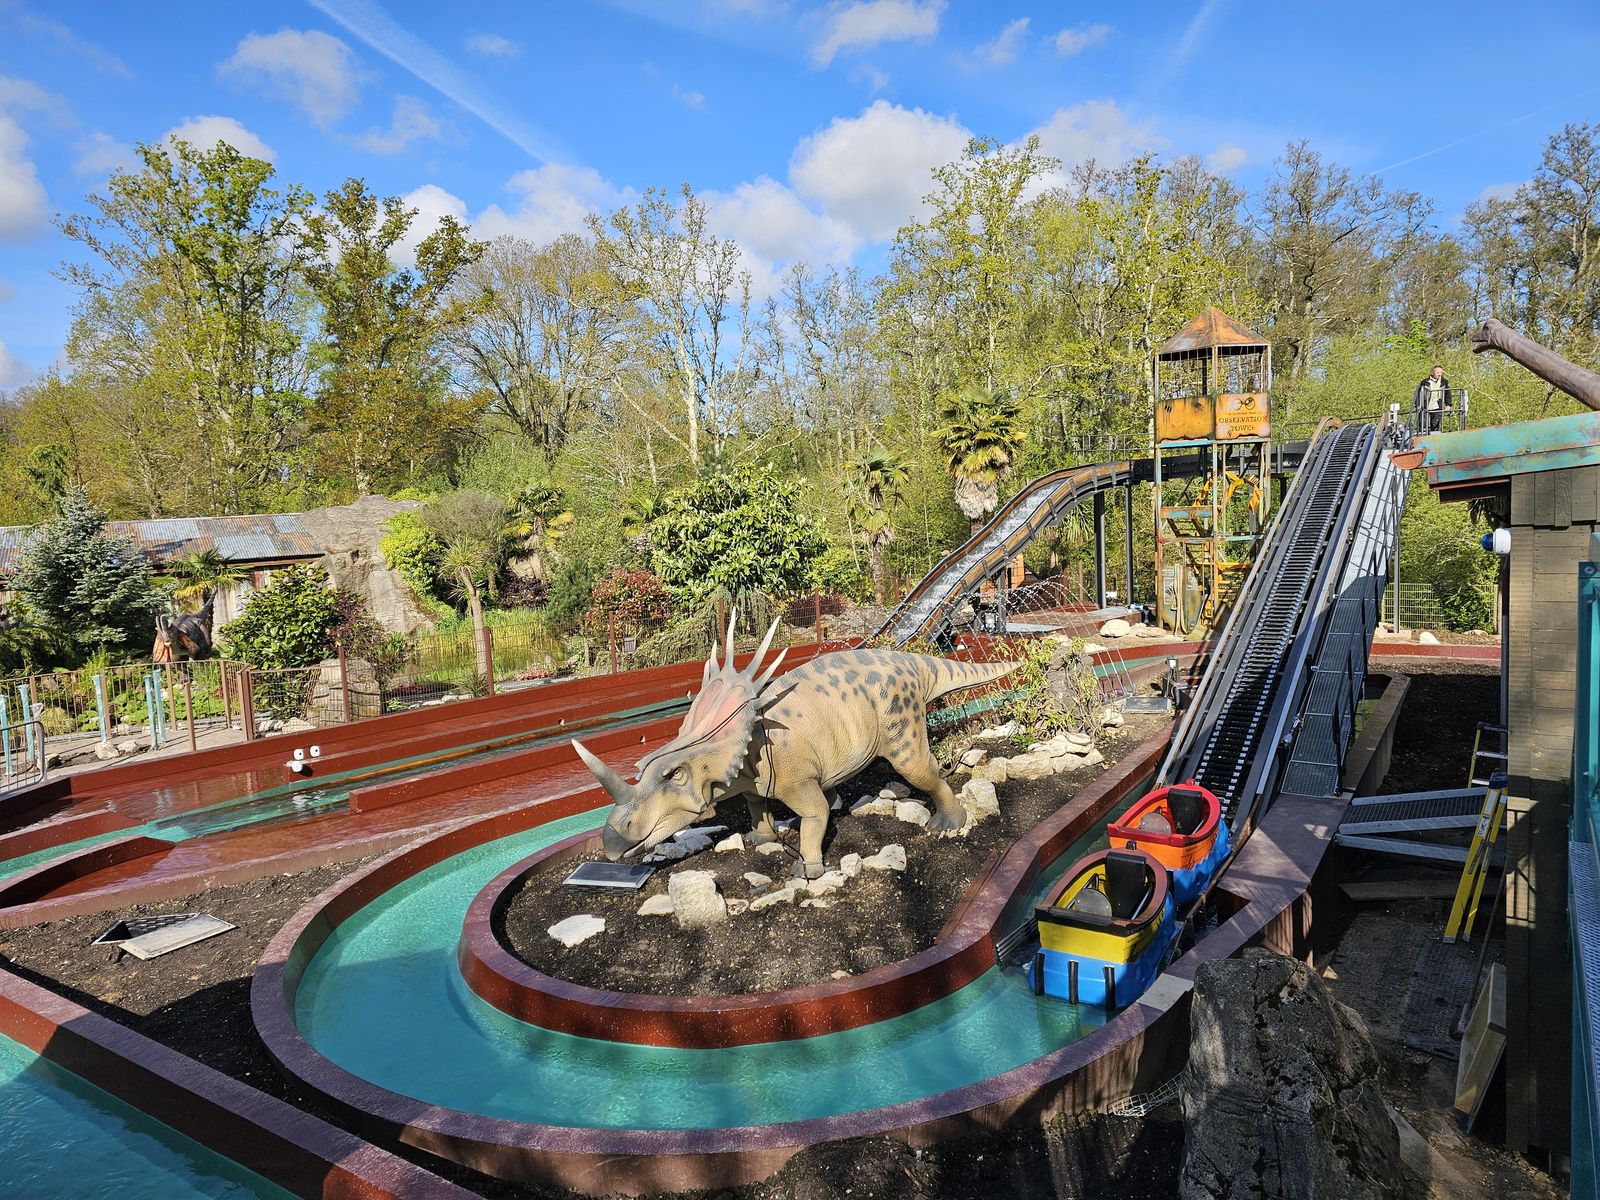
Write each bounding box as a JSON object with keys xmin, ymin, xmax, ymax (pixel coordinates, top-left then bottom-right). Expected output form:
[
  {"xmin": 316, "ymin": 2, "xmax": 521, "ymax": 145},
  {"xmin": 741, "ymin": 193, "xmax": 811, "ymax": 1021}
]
[{"xmin": 0, "ymin": 423, "xmax": 1499, "ymax": 1197}]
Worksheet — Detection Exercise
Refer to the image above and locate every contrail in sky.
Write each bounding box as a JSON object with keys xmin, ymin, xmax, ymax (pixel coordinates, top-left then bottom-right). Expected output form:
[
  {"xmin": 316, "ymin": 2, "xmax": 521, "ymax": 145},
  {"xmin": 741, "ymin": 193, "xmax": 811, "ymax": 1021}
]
[
  {"xmin": 306, "ymin": 0, "xmax": 562, "ymax": 163},
  {"xmin": 1375, "ymin": 84, "xmax": 1600, "ymax": 175}
]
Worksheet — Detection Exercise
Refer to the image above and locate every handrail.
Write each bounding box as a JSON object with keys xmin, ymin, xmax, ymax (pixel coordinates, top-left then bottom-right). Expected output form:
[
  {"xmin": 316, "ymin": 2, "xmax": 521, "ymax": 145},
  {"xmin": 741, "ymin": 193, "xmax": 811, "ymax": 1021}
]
[{"xmin": 0, "ymin": 717, "xmax": 48, "ymax": 794}]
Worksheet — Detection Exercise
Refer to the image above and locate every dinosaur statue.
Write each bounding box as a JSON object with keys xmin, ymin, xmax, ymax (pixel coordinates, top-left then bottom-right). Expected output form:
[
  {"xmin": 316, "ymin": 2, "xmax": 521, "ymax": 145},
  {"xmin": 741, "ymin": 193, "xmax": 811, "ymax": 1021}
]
[
  {"xmin": 153, "ymin": 595, "xmax": 215, "ymax": 662},
  {"xmin": 573, "ymin": 621, "xmax": 1015, "ymax": 879}
]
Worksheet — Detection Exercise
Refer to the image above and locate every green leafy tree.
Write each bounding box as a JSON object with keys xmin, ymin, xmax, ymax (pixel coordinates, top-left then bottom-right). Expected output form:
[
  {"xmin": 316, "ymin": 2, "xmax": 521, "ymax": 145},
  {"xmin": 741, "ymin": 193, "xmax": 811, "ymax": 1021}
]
[
  {"xmin": 935, "ymin": 386, "xmax": 1026, "ymax": 532},
  {"xmin": 218, "ymin": 565, "xmax": 341, "ymax": 669},
  {"xmin": 11, "ymin": 488, "xmax": 165, "ymax": 664},
  {"xmin": 648, "ymin": 466, "xmax": 827, "ymax": 606},
  {"xmin": 379, "ymin": 510, "xmax": 447, "ymax": 603},
  {"xmin": 300, "ymin": 179, "xmax": 485, "ymax": 495},
  {"xmin": 419, "ymin": 490, "xmax": 515, "ymax": 678},
  {"xmin": 848, "ymin": 448, "xmax": 909, "ymax": 604}
]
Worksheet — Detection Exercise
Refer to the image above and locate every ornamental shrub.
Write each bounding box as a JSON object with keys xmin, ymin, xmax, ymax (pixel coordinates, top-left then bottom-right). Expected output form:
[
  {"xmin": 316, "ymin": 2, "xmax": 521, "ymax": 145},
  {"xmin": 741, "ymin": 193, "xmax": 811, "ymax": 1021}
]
[
  {"xmin": 219, "ymin": 565, "xmax": 342, "ymax": 669},
  {"xmin": 584, "ymin": 569, "xmax": 673, "ymax": 635},
  {"xmin": 648, "ymin": 466, "xmax": 828, "ymax": 607},
  {"xmin": 379, "ymin": 511, "xmax": 446, "ymax": 603}
]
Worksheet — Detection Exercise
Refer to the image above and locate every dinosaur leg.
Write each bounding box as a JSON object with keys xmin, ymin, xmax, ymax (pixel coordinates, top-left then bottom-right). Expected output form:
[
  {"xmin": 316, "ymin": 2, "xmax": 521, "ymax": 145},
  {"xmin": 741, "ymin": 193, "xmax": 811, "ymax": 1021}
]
[
  {"xmin": 747, "ymin": 796, "xmax": 779, "ymax": 845},
  {"xmin": 781, "ymin": 779, "xmax": 831, "ymax": 879},
  {"xmin": 888, "ymin": 740, "xmax": 968, "ymax": 833}
]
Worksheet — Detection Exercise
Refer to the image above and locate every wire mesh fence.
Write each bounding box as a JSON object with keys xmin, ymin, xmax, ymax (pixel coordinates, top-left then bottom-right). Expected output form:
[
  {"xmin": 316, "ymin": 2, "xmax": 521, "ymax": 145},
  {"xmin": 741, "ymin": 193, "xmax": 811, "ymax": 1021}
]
[{"xmin": 1381, "ymin": 584, "xmax": 1498, "ymax": 634}]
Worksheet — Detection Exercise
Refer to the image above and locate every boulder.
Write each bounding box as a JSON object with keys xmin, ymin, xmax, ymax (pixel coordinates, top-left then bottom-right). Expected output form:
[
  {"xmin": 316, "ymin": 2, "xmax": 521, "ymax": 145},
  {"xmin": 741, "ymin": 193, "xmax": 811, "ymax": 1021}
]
[
  {"xmin": 306, "ymin": 655, "xmax": 382, "ymax": 725},
  {"xmin": 863, "ymin": 844, "xmax": 908, "ymax": 872},
  {"xmin": 805, "ymin": 870, "xmax": 848, "ymax": 896},
  {"xmin": 1135, "ymin": 623, "xmax": 1166, "ymax": 639},
  {"xmin": 1417, "ymin": 630, "xmax": 1441, "ymax": 646},
  {"xmin": 1081, "ymin": 641, "xmax": 1109, "ymax": 656},
  {"xmin": 1100, "ymin": 706, "xmax": 1126, "ymax": 729},
  {"xmin": 1179, "ymin": 948, "xmax": 1415, "ymax": 1200},
  {"xmin": 850, "ymin": 797, "xmax": 897, "ymax": 817},
  {"xmin": 959, "ymin": 747, "xmax": 988, "ymax": 767},
  {"xmin": 1099, "ymin": 618, "xmax": 1132, "ymax": 638},
  {"xmin": 894, "ymin": 800, "xmax": 931, "ymax": 826},
  {"xmin": 637, "ymin": 894, "xmax": 675, "ymax": 917},
  {"xmin": 713, "ymin": 832, "xmax": 745, "ymax": 853},
  {"xmin": 548, "ymin": 914, "xmax": 605, "ymax": 947},
  {"xmin": 742, "ymin": 871, "xmax": 773, "ymax": 888},
  {"xmin": 881, "ymin": 781, "xmax": 911, "ymax": 799},
  {"xmin": 839, "ymin": 853, "xmax": 862, "ymax": 878},
  {"xmin": 93, "ymin": 743, "xmax": 120, "ymax": 762},
  {"xmin": 668, "ymin": 870, "xmax": 727, "ymax": 930},
  {"xmin": 726, "ymin": 898, "xmax": 750, "ymax": 916},
  {"xmin": 960, "ymin": 778, "xmax": 1000, "ymax": 821},
  {"xmin": 298, "ymin": 495, "xmax": 433, "ymax": 635},
  {"xmin": 115, "ymin": 738, "xmax": 141, "ymax": 754},
  {"xmin": 670, "ymin": 829, "xmax": 714, "ymax": 855},
  {"xmin": 754, "ymin": 841, "xmax": 788, "ymax": 856},
  {"xmin": 974, "ymin": 719, "xmax": 1020, "ymax": 741},
  {"xmin": 1080, "ymin": 746, "xmax": 1105, "ymax": 768},
  {"xmin": 976, "ymin": 757, "xmax": 1010, "ymax": 784},
  {"xmin": 749, "ymin": 888, "xmax": 797, "ymax": 912},
  {"xmin": 1005, "ymin": 752, "xmax": 1061, "ymax": 781}
]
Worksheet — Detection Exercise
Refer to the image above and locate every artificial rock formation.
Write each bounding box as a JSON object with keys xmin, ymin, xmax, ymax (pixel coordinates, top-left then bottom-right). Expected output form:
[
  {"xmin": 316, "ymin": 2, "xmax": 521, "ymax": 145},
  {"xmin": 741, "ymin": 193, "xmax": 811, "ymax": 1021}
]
[
  {"xmin": 1179, "ymin": 948, "xmax": 1415, "ymax": 1200},
  {"xmin": 299, "ymin": 495, "xmax": 433, "ymax": 635}
]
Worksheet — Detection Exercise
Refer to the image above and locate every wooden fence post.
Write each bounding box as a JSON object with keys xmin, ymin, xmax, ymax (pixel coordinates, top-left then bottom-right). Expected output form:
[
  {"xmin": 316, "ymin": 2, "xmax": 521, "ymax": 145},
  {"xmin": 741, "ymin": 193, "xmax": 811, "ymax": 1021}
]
[
  {"xmin": 482, "ymin": 626, "xmax": 497, "ymax": 696},
  {"xmin": 220, "ymin": 662, "xmax": 233, "ymax": 729},
  {"xmin": 609, "ymin": 613, "xmax": 618, "ymax": 675},
  {"xmin": 239, "ymin": 668, "xmax": 256, "ymax": 742},
  {"xmin": 184, "ymin": 673, "xmax": 197, "ymax": 753}
]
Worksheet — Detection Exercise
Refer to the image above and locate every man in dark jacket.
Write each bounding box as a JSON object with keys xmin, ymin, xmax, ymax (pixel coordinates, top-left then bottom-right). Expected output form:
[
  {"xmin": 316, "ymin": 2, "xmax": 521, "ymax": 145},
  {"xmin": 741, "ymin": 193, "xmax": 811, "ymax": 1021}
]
[{"xmin": 1413, "ymin": 365, "xmax": 1452, "ymax": 432}]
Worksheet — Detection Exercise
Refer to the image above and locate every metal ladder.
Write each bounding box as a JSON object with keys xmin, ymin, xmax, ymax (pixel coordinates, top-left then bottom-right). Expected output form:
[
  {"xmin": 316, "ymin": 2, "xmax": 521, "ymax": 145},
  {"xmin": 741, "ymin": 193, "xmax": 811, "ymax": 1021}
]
[{"xmin": 1468, "ymin": 722, "xmax": 1508, "ymax": 788}]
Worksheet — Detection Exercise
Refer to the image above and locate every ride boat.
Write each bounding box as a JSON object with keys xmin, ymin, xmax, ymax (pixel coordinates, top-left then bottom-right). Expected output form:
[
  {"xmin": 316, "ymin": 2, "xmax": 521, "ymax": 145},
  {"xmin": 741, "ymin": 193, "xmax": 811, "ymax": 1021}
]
[
  {"xmin": 1106, "ymin": 781, "xmax": 1230, "ymax": 905},
  {"xmin": 1027, "ymin": 847, "xmax": 1175, "ymax": 1007}
]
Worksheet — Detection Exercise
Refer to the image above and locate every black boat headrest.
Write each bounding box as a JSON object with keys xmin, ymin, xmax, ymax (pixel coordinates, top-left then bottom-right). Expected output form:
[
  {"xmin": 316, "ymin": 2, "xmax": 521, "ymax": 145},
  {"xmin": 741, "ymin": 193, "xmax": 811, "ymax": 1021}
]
[
  {"xmin": 1105, "ymin": 850, "xmax": 1151, "ymax": 921},
  {"xmin": 1167, "ymin": 786, "xmax": 1207, "ymax": 836}
]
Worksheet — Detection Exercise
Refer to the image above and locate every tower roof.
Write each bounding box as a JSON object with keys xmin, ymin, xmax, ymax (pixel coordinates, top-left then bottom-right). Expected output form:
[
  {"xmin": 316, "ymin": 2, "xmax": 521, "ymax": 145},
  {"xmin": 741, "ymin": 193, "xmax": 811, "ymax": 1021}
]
[{"xmin": 1157, "ymin": 307, "xmax": 1266, "ymax": 356}]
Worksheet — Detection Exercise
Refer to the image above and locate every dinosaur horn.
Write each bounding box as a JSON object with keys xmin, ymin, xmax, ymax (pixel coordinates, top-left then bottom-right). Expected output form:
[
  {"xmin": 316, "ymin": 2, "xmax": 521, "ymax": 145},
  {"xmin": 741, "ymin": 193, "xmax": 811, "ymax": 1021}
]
[
  {"xmin": 572, "ymin": 740, "xmax": 635, "ymax": 806},
  {"xmin": 744, "ymin": 618, "xmax": 780, "ymax": 679},
  {"xmin": 724, "ymin": 611, "xmax": 737, "ymax": 667},
  {"xmin": 754, "ymin": 646, "xmax": 788, "ymax": 688}
]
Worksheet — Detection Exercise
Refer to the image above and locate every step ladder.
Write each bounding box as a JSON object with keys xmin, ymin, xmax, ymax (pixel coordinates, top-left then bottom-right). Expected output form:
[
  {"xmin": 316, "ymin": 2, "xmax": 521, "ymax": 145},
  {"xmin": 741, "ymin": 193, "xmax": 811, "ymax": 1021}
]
[
  {"xmin": 1468, "ymin": 722, "xmax": 1507, "ymax": 788},
  {"xmin": 1444, "ymin": 773, "xmax": 1509, "ymax": 943}
]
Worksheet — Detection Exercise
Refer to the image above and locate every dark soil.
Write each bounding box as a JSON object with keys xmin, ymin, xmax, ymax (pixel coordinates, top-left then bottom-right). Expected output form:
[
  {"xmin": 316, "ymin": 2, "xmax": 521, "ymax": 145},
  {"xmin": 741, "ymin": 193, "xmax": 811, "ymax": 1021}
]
[
  {"xmin": 500, "ymin": 712, "xmax": 1168, "ymax": 996},
  {"xmin": 1377, "ymin": 660, "xmax": 1500, "ymax": 794}
]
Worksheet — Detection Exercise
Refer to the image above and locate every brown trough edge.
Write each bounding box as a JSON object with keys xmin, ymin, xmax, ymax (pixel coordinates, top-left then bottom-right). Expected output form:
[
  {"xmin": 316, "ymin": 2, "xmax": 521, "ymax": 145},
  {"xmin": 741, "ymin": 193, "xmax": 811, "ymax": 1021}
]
[
  {"xmin": 0, "ymin": 964, "xmax": 476, "ymax": 1199},
  {"xmin": 251, "ymin": 667, "xmax": 1422, "ymax": 1197},
  {"xmin": 455, "ymin": 732, "xmax": 1169, "ymax": 1048}
]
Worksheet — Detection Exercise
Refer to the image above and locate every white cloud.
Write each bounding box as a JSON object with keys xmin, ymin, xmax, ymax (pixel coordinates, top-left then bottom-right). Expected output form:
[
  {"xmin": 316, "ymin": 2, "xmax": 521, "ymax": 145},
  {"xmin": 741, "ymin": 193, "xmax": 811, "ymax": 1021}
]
[
  {"xmin": 465, "ymin": 32, "xmax": 520, "ymax": 57},
  {"xmin": 0, "ymin": 339, "xmax": 34, "ymax": 391},
  {"xmin": 811, "ymin": 0, "xmax": 944, "ymax": 68},
  {"xmin": 219, "ymin": 29, "xmax": 365, "ymax": 129},
  {"xmin": 352, "ymin": 96, "xmax": 444, "ymax": 153},
  {"xmin": 1054, "ymin": 23, "xmax": 1110, "ymax": 57},
  {"xmin": 1475, "ymin": 181, "xmax": 1521, "ymax": 204},
  {"xmin": 477, "ymin": 163, "xmax": 635, "ymax": 244},
  {"xmin": 707, "ymin": 176, "xmax": 855, "ymax": 277},
  {"xmin": 0, "ymin": 78, "xmax": 50, "ymax": 242},
  {"xmin": 1029, "ymin": 101, "xmax": 1160, "ymax": 175},
  {"xmin": 1206, "ymin": 143, "xmax": 1248, "ymax": 173},
  {"xmin": 671, "ymin": 84, "xmax": 706, "ymax": 110},
  {"xmin": 166, "ymin": 115, "xmax": 277, "ymax": 161},
  {"xmin": 392, "ymin": 183, "xmax": 470, "ymax": 266},
  {"xmin": 73, "ymin": 131, "xmax": 136, "ymax": 178},
  {"xmin": 852, "ymin": 63, "xmax": 890, "ymax": 92},
  {"xmin": 975, "ymin": 17, "xmax": 1029, "ymax": 68},
  {"xmin": 789, "ymin": 100, "xmax": 970, "ymax": 242}
]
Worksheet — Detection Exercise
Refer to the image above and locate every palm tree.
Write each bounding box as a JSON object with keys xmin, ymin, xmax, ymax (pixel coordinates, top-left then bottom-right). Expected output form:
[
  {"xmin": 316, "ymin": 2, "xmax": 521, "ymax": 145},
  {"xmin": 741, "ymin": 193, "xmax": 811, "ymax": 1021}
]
[
  {"xmin": 620, "ymin": 486, "xmax": 665, "ymax": 560},
  {"xmin": 848, "ymin": 449, "xmax": 909, "ymax": 605},
  {"xmin": 422, "ymin": 491, "xmax": 516, "ymax": 682},
  {"xmin": 935, "ymin": 385, "xmax": 1026, "ymax": 534},
  {"xmin": 164, "ymin": 549, "xmax": 246, "ymax": 609}
]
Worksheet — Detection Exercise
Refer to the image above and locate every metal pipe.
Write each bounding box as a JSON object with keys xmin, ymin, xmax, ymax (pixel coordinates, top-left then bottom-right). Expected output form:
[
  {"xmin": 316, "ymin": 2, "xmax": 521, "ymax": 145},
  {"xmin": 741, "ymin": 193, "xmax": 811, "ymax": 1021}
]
[
  {"xmin": 18, "ymin": 683, "xmax": 34, "ymax": 766},
  {"xmin": 1092, "ymin": 491, "xmax": 1107, "ymax": 608},
  {"xmin": 93, "ymin": 673, "xmax": 109, "ymax": 745}
]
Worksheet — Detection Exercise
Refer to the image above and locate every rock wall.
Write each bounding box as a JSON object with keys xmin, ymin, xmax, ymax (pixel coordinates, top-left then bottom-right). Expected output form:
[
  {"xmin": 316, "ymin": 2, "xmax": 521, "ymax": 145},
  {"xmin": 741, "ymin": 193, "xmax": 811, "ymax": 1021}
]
[
  {"xmin": 1180, "ymin": 948, "xmax": 1417, "ymax": 1200},
  {"xmin": 298, "ymin": 495, "xmax": 433, "ymax": 636}
]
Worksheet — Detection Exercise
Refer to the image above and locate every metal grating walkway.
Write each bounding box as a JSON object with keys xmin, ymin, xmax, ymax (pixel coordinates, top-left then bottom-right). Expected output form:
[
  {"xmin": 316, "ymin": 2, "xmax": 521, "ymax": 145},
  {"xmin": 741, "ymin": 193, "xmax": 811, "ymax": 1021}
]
[{"xmin": 1340, "ymin": 788, "xmax": 1486, "ymax": 834}]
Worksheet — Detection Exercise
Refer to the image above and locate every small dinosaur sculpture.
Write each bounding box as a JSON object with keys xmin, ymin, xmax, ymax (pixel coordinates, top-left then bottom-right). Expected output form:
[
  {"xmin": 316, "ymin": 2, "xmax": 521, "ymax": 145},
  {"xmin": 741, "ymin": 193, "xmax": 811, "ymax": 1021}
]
[
  {"xmin": 153, "ymin": 595, "xmax": 215, "ymax": 663},
  {"xmin": 573, "ymin": 621, "xmax": 1015, "ymax": 879}
]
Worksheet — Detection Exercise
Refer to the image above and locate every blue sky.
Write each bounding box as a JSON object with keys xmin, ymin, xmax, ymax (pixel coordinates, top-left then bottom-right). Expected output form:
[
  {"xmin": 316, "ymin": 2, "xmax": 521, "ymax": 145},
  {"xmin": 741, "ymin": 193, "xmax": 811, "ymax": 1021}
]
[{"xmin": 2, "ymin": 0, "xmax": 1598, "ymax": 389}]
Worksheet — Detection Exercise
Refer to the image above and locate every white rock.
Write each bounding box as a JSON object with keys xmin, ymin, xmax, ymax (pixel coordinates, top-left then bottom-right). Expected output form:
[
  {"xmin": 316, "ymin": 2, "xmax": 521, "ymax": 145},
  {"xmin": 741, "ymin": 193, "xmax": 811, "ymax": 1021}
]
[
  {"xmin": 1081, "ymin": 642, "xmax": 1109, "ymax": 656},
  {"xmin": 863, "ymin": 844, "xmax": 908, "ymax": 872},
  {"xmin": 959, "ymin": 747, "xmax": 987, "ymax": 767},
  {"xmin": 1081, "ymin": 746, "xmax": 1105, "ymax": 767},
  {"xmin": 1030, "ymin": 734, "xmax": 1071, "ymax": 759},
  {"xmin": 961, "ymin": 778, "xmax": 1000, "ymax": 821},
  {"xmin": 806, "ymin": 871, "xmax": 848, "ymax": 896},
  {"xmin": 742, "ymin": 871, "xmax": 773, "ymax": 888},
  {"xmin": 1100, "ymin": 706, "xmax": 1126, "ymax": 729},
  {"xmin": 1099, "ymin": 618, "xmax": 1131, "ymax": 638},
  {"xmin": 830, "ymin": 792, "xmax": 844, "ymax": 812},
  {"xmin": 1418, "ymin": 630, "xmax": 1441, "ymax": 646},
  {"xmin": 713, "ymin": 833, "xmax": 745, "ymax": 853},
  {"xmin": 895, "ymin": 800, "xmax": 931, "ymax": 826},
  {"xmin": 93, "ymin": 743, "xmax": 120, "ymax": 761},
  {"xmin": 670, "ymin": 830, "xmax": 714, "ymax": 854},
  {"xmin": 775, "ymin": 818, "xmax": 798, "ymax": 832},
  {"xmin": 1063, "ymin": 730, "xmax": 1093, "ymax": 750},
  {"xmin": 115, "ymin": 738, "xmax": 140, "ymax": 754},
  {"xmin": 726, "ymin": 898, "xmax": 749, "ymax": 915},
  {"xmin": 1135, "ymin": 623, "xmax": 1165, "ymax": 639},
  {"xmin": 1006, "ymin": 753, "xmax": 1061, "ymax": 781},
  {"xmin": 977, "ymin": 758, "xmax": 1010, "ymax": 784},
  {"xmin": 637, "ymin": 894, "xmax": 676, "ymax": 917},
  {"xmin": 839, "ymin": 853, "xmax": 862, "ymax": 878},
  {"xmin": 850, "ymin": 797, "xmax": 897, "ymax": 817},
  {"xmin": 548, "ymin": 915, "xmax": 606, "ymax": 947},
  {"xmin": 754, "ymin": 841, "xmax": 788, "ymax": 856},
  {"xmin": 668, "ymin": 870, "xmax": 727, "ymax": 930},
  {"xmin": 974, "ymin": 719, "xmax": 1020, "ymax": 741},
  {"xmin": 830, "ymin": 969, "xmax": 851, "ymax": 980},
  {"xmin": 750, "ymin": 888, "xmax": 796, "ymax": 911}
]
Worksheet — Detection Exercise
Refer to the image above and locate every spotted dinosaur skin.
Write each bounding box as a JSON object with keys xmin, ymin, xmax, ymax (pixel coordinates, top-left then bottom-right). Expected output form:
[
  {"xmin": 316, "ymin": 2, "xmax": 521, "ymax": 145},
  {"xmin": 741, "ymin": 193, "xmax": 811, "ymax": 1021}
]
[{"xmin": 575, "ymin": 631, "xmax": 1014, "ymax": 879}]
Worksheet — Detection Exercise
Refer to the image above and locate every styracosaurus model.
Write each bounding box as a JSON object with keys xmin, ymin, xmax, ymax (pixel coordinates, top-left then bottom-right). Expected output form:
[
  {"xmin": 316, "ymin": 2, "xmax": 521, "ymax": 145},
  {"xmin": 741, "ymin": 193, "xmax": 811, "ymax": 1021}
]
[{"xmin": 573, "ymin": 620, "xmax": 1015, "ymax": 879}]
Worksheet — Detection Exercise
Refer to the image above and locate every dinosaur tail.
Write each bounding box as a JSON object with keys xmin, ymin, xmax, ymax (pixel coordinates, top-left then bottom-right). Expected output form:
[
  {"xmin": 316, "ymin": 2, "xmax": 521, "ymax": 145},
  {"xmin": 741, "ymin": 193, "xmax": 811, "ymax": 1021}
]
[{"xmin": 919, "ymin": 655, "xmax": 1017, "ymax": 702}]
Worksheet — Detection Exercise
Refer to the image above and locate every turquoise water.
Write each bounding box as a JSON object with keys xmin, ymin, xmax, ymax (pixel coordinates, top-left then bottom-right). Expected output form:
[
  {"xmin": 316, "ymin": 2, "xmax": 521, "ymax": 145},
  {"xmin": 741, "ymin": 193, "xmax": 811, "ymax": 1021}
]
[
  {"xmin": 0, "ymin": 1032, "xmax": 292, "ymax": 1199},
  {"xmin": 295, "ymin": 808, "xmax": 1116, "ymax": 1131}
]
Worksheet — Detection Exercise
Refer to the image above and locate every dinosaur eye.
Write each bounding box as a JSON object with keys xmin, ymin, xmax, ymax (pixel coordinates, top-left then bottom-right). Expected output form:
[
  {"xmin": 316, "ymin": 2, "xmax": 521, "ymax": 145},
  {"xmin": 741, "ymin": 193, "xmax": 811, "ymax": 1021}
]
[{"xmin": 672, "ymin": 766, "xmax": 687, "ymax": 783}]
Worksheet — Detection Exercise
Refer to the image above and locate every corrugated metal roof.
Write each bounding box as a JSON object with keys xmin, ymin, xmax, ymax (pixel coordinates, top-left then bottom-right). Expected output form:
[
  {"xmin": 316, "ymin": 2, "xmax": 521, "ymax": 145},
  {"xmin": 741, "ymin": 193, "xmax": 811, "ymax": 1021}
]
[
  {"xmin": 1156, "ymin": 307, "xmax": 1267, "ymax": 356},
  {"xmin": 0, "ymin": 512, "xmax": 322, "ymax": 575}
]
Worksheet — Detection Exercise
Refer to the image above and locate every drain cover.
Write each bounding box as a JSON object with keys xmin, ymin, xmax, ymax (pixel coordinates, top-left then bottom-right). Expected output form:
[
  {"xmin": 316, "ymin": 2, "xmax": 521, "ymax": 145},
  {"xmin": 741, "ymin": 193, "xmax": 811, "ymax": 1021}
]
[
  {"xmin": 93, "ymin": 913, "xmax": 234, "ymax": 959},
  {"xmin": 563, "ymin": 862, "xmax": 657, "ymax": 890}
]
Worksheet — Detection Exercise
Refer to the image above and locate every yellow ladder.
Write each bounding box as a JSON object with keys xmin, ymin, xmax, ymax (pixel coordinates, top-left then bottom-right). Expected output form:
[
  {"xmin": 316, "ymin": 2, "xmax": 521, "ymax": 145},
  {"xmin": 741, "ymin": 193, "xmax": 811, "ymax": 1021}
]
[
  {"xmin": 1444, "ymin": 772, "xmax": 1509, "ymax": 943},
  {"xmin": 1467, "ymin": 722, "xmax": 1507, "ymax": 788}
]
